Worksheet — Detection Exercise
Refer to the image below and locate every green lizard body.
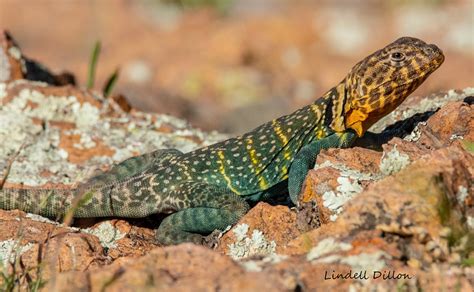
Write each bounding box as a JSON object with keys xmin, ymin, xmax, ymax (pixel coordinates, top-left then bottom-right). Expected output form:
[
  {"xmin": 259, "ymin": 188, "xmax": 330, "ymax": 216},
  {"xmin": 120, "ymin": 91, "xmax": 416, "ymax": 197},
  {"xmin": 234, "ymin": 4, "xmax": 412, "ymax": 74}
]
[{"xmin": 0, "ymin": 37, "xmax": 444, "ymax": 245}]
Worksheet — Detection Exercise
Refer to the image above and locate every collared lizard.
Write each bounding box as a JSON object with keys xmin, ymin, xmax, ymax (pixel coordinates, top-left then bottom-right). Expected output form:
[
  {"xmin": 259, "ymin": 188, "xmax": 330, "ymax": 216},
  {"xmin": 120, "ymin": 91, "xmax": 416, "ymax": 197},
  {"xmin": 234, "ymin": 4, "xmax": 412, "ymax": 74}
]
[{"xmin": 0, "ymin": 37, "xmax": 444, "ymax": 245}]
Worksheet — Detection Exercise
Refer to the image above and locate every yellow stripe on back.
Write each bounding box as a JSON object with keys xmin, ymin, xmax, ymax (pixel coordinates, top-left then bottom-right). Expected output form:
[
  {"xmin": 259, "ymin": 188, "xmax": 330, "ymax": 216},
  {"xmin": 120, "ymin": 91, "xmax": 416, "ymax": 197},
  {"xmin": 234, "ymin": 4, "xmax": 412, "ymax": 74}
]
[
  {"xmin": 245, "ymin": 139, "xmax": 268, "ymax": 189},
  {"xmin": 217, "ymin": 150, "xmax": 240, "ymax": 194},
  {"xmin": 272, "ymin": 119, "xmax": 292, "ymax": 161},
  {"xmin": 271, "ymin": 119, "xmax": 288, "ymax": 145}
]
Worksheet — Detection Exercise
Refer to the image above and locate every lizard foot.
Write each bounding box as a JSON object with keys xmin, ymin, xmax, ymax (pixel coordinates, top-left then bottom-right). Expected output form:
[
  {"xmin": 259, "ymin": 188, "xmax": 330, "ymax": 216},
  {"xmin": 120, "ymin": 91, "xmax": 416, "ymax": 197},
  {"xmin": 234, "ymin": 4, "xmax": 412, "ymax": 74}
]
[
  {"xmin": 202, "ymin": 229, "xmax": 223, "ymax": 249},
  {"xmin": 296, "ymin": 200, "xmax": 321, "ymax": 232}
]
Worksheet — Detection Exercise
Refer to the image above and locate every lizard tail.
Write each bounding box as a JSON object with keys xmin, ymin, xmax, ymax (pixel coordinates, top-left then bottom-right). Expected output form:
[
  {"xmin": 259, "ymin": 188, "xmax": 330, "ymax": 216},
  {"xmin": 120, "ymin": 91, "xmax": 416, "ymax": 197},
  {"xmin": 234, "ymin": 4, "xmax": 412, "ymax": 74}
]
[
  {"xmin": 0, "ymin": 187, "xmax": 113, "ymax": 218},
  {"xmin": 0, "ymin": 187, "xmax": 74, "ymax": 218}
]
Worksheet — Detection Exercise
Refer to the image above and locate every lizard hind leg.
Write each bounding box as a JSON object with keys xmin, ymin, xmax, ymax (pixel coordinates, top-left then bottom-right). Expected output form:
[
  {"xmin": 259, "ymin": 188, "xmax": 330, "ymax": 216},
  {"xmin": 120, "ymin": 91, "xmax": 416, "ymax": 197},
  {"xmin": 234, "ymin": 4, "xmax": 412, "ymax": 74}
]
[{"xmin": 155, "ymin": 185, "xmax": 249, "ymax": 245}]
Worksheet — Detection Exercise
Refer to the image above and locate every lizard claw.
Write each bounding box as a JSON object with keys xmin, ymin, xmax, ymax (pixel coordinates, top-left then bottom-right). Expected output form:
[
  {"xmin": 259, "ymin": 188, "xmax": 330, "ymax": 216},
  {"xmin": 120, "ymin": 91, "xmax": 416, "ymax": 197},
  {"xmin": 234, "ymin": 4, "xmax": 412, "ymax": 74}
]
[{"xmin": 202, "ymin": 229, "xmax": 223, "ymax": 249}]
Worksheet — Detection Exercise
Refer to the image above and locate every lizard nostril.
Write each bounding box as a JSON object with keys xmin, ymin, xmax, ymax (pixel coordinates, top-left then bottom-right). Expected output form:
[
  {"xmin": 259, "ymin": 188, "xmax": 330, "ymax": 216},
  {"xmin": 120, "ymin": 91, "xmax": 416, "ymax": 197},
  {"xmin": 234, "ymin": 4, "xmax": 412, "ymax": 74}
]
[
  {"xmin": 427, "ymin": 44, "xmax": 444, "ymax": 64},
  {"xmin": 423, "ymin": 47, "xmax": 433, "ymax": 55},
  {"xmin": 426, "ymin": 44, "xmax": 442, "ymax": 56}
]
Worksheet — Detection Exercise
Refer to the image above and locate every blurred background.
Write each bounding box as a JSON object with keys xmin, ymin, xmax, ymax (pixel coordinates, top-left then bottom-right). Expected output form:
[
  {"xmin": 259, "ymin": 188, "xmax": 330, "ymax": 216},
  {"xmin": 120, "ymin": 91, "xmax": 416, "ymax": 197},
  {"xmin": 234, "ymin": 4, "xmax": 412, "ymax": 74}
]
[{"xmin": 1, "ymin": 0, "xmax": 473, "ymax": 134}]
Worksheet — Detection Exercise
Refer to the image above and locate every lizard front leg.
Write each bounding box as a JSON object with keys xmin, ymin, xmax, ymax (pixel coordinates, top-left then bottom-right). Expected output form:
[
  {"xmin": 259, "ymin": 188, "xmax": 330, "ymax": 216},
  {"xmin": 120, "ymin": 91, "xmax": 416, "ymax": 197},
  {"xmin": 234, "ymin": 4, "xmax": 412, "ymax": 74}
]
[
  {"xmin": 288, "ymin": 130, "xmax": 358, "ymax": 205},
  {"xmin": 155, "ymin": 183, "xmax": 249, "ymax": 245}
]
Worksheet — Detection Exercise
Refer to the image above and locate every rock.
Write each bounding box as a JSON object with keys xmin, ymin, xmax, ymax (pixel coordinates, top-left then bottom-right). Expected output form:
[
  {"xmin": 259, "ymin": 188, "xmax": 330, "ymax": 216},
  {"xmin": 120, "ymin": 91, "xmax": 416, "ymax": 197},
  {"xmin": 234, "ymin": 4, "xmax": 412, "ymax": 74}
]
[
  {"xmin": 0, "ymin": 209, "xmax": 107, "ymax": 282},
  {"xmin": 0, "ymin": 30, "xmax": 75, "ymax": 85},
  {"xmin": 81, "ymin": 219, "xmax": 158, "ymax": 260},
  {"xmin": 44, "ymin": 244, "xmax": 290, "ymax": 291},
  {"xmin": 109, "ymin": 93, "xmax": 133, "ymax": 113},
  {"xmin": 315, "ymin": 147, "xmax": 382, "ymax": 174},
  {"xmin": 422, "ymin": 101, "xmax": 474, "ymax": 144},
  {"xmin": 0, "ymin": 31, "xmax": 23, "ymax": 82},
  {"xmin": 216, "ymin": 202, "xmax": 299, "ymax": 256},
  {"xmin": 298, "ymin": 148, "xmax": 382, "ymax": 225},
  {"xmin": 278, "ymin": 144, "xmax": 473, "ymax": 290},
  {"xmin": 287, "ymin": 145, "xmax": 472, "ymax": 257}
]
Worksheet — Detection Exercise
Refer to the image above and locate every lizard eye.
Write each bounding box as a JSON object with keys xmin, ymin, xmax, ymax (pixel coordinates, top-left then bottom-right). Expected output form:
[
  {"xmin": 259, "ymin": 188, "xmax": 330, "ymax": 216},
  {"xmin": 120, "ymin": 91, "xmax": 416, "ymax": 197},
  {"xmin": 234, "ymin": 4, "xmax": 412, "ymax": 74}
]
[{"xmin": 390, "ymin": 52, "xmax": 405, "ymax": 62}]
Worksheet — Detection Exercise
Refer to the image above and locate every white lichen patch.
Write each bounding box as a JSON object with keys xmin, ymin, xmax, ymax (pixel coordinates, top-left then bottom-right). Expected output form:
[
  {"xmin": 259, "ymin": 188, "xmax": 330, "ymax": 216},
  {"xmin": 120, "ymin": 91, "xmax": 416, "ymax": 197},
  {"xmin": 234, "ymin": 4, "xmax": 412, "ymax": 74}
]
[
  {"xmin": 456, "ymin": 186, "xmax": 468, "ymax": 205},
  {"xmin": 6, "ymin": 128, "xmax": 79, "ymax": 186},
  {"xmin": 467, "ymin": 216, "xmax": 474, "ymax": 231},
  {"xmin": 322, "ymin": 177, "xmax": 362, "ymax": 221},
  {"xmin": 0, "ymin": 88, "xmax": 104, "ymax": 185},
  {"xmin": 340, "ymin": 251, "xmax": 390, "ymax": 273},
  {"xmin": 404, "ymin": 121, "xmax": 427, "ymax": 142},
  {"xmin": 463, "ymin": 87, "xmax": 474, "ymax": 96},
  {"xmin": 153, "ymin": 113, "xmax": 188, "ymax": 130},
  {"xmin": 450, "ymin": 134, "xmax": 464, "ymax": 141},
  {"xmin": 240, "ymin": 254, "xmax": 288, "ymax": 272},
  {"xmin": 307, "ymin": 237, "xmax": 352, "ymax": 261},
  {"xmin": 99, "ymin": 113, "xmax": 224, "ymax": 164},
  {"xmin": 316, "ymin": 161, "xmax": 379, "ymax": 221},
  {"xmin": 7, "ymin": 79, "xmax": 48, "ymax": 88},
  {"xmin": 24, "ymin": 213, "xmax": 79, "ymax": 231},
  {"xmin": 0, "ymin": 110, "xmax": 43, "ymax": 162},
  {"xmin": 25, "ymin": 213, "xmax": 59, "ymax": 225},
  {"xmin": 0, "ymin": 82, "xmax": 7, "ymax": 100},
  {"xmin": 379, "ymin": 146, "xmax": 410, "ymax": 176},
  {"xmin": 0, "ymin": 239, "xmax": 34, "ymax": 267},
  {"xmin": 0, "ymin": 49, "xmax": 11, "ymax": 82},
  {"xmin": 232, "ymin": 223, "xmax": 250, "ymax": 242},
  {"xmin": 7, "ymin": 46, "xmax": 22, "ymax": 60},
  {"xmin": 68, "ymin": 130, "xmax": 97, "ymax": 150},
  {"xmin": 9, "ymin": 89, "xmax": 101, "ymax": 129},
  {"xmin": 228, "ymin": 224, "xmax": 276, "ymax": 260},
  {"xmin": 83, "ymin": 222, "xmax": 126, "ymax": 249},
  {"xmin": 0, "ymin": 111, "xmax": 81, "ymax": 185}
]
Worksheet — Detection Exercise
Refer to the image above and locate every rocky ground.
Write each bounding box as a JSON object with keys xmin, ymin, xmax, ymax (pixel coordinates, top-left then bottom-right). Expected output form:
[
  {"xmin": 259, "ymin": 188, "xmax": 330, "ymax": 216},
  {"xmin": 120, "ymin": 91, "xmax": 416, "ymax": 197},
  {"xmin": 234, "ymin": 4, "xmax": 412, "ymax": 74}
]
[{"xmin": 0, "ymin": 31, "xmax": 473, "ymax": 291}]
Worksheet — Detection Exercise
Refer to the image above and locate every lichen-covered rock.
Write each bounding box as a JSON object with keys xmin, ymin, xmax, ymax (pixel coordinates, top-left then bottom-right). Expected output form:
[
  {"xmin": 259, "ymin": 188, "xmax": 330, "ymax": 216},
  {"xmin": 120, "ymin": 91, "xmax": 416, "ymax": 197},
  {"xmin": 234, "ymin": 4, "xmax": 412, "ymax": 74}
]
[
  {"xmin": 0, "ymin": 80, "xmax": 225, "ymax": 188},
  {"xmin": 0, "ymin": 31, "xmax": 472, "ymax": 291},
  {"xmin": 216, "ymin": 202, "xmax": 299, "ymax": 256},
  {"xmin": 0, "ymin": 209, "xmax": 107, "ymax": 283},
  {"xmin": 287, "ymin": 144, "xmax": 472, "ymax": 261},
  {"xmin": 422, "ymin": 100, "xmax": 474, "ymax": 144},
  {"xmin": 82, "ymin": 220, "xmax": 158, "ymax": 260}
]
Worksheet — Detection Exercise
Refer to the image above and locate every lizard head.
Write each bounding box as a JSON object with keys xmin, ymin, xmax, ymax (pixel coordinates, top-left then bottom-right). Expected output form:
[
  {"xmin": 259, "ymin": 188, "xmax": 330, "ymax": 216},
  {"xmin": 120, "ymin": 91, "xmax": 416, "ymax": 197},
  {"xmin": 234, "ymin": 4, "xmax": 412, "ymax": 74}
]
[{"xmin": 343, "ymin": 37, "xmax": 444, "ymax": 137}]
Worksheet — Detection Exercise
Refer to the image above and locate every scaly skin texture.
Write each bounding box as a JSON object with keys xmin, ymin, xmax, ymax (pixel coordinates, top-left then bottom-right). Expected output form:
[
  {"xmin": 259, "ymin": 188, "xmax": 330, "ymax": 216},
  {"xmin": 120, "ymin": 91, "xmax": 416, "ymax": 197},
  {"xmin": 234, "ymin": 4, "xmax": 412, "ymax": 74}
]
[{"xmin": 0, "ymin": 37, "xmax": 444, "ymax": 245}]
